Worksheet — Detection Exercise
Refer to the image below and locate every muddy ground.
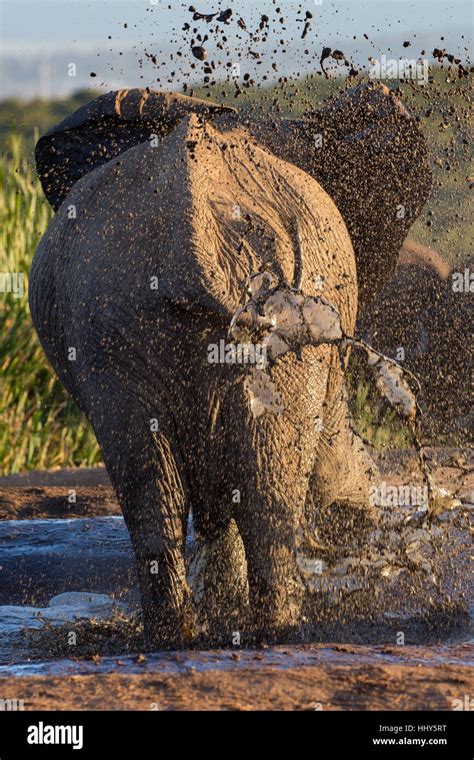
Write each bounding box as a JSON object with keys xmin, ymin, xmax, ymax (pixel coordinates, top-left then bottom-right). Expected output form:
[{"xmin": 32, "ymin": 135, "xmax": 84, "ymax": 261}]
[
  {"xmin": 0, "ymin": 448, "xmax": 472, "ymax": 711},
  {"xmin": 1, "ymin": 644, "xmax": 473, "ymax": 711}
]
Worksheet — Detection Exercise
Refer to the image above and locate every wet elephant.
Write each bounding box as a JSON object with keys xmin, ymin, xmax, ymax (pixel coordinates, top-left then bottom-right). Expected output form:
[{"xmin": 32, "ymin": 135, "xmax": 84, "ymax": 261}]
[{"xmin": 29, "ymin": 86, "xmax": 430, "ymax": 647}]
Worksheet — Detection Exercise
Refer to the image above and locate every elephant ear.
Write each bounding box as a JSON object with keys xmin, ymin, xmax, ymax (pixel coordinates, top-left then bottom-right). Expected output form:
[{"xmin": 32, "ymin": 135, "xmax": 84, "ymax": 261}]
[
  {"xmin": 36, "ymin": 88, "xmax": 236, "ymax": 210},
  {"xmin": 246, "ymin": 83, "xmax": 432, "ymax": 307}
]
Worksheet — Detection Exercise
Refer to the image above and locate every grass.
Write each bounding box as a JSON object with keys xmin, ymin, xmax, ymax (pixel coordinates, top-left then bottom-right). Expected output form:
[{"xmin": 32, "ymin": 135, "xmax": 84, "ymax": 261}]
[
  {"xmin": 0, "ymin": 133, "xmax": 102, "ymax": 475},
  {"xmin": 349, "ymin": 359, "xmax": 410, "ymax": 450}
]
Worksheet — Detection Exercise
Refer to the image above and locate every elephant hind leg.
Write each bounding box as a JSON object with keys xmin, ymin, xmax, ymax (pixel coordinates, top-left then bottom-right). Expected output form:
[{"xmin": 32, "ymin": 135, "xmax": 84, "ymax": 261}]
[
  {"xmin": 227, "ymin": 346, "xmax": 329, "ymax": 640},
  {"xmin": 234, "ymin": 511, "xmax": 305, "ymax": 640},
  {"xmin": 89, "ymin": 392, "xmax": 194, "ymax": 650},
  {"xmin": 305, "ymin": 351, "xmax": 380, "ymax": 543},
  {"xmin": 187, "ymin": 517, "xmax": 248, "ymax": 643}
]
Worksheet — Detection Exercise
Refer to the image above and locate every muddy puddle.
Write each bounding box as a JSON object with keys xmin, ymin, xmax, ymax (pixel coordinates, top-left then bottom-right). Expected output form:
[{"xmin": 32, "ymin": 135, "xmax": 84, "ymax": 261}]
[
  {"xmin": 1, "ymin": 641, "xmax": 473, "ymax": 680},
  {"xmin": 0, "ymin": 506, "xmax": 471, "ymax": 676}
]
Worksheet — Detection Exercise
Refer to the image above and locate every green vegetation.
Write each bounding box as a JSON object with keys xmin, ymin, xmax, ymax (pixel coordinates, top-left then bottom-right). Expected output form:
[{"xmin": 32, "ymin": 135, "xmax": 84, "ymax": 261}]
[
  {"xmin": 395, "ymin": 72, "xmax": 472, "ymax": 269},
  {"xmin": 0, "ymin": 67, "xmax": 470, "ymax": 473},
  {"xmin": 348, "ymin": 359, "xmax": 410, "ymax": 450},
  {"xmin": 0, "ymin": 133, "xmax": 101, "ymax": 474},
  {"xmin": 0, "ymin": 89, "xmax": 97, "ymax": 159}
]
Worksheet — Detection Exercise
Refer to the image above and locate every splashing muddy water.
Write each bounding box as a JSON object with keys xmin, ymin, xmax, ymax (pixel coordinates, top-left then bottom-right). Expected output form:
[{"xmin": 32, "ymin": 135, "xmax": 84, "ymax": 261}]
[{"xmin": 0, "ymin": 488, "xmax": 471, "ymax": 676}]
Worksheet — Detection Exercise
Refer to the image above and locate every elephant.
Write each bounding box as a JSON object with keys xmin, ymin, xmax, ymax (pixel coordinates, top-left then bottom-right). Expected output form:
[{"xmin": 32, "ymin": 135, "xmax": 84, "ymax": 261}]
[
  {"xmin": 29, "ymin": 85, "xmax": 431, "ymax": 648},
  {"xmin": 358, "ymin": 240, "xmax": 472, "ymax": 439}
]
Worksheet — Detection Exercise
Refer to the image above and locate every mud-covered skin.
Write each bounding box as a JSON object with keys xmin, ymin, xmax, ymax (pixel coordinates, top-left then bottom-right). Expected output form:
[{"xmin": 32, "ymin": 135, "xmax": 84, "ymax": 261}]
[
  {"xmin": 244, "ymin": 83, "xmax": 432, "ymax": 307},
  {"xmin": 29, "ymin": 86, "xmax": 431, "ymax": 648},
  {"xmin": 36, "ymin": 84, "xmax": 432, "ymax": 311}
]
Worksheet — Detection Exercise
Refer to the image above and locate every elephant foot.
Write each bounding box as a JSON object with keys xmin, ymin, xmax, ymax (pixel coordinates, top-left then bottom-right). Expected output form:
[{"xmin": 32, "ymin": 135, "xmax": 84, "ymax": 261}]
[
  {"xmin": 187, "ymin": 519, "xmax": 249, "ymax": 643},
  {"xmin": 248, "ymin": 598, "xmax": 306, "ymax": 645},
  {"xmin": 245, "ymin": 546, "xmax": 306, "ymax": 642},
  {"xmin": 137, "ymin": 543, "xmax": 196, "ymax": 651},
  {"xmin": 134, "ymin": 547, "xmax": 197, "ymax": 651},
  {"xmin": 142, "ymin": 591, "xmax": 196, "ymax": 651}
]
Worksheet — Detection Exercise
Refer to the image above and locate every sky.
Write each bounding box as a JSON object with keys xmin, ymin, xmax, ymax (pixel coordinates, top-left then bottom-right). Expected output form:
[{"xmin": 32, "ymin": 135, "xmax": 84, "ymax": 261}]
[{"xmin": 0, "ymin": 0, "xmax": 472, "ymax": 98}]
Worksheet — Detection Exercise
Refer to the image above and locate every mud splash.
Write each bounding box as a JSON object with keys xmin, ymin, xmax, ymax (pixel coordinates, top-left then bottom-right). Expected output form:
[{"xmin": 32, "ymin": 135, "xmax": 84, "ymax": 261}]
[{"xmin": 0, "ymin": 502, "xmax": 471, "ymax": 672}]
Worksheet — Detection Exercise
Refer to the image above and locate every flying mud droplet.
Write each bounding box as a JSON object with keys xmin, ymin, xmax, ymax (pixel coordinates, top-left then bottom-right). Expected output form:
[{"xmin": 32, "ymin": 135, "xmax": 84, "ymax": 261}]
[
  {"xmin": 320, "ymin": 46, "xmax": 332, "ymax": 78},
  {"xmin": 301, "ymin": 11, "xmax": 313, "ymax": 40},
  {"xmin": 192, "ymin": 46, "xmax": 207, "ymax": 61},
  {"xmin": 217, "ymin": 9, "xmax": 233, "ymax": 25},
  {"xmin": 190, "ymin": 7, "xmax": 218, "ymax": 23}
]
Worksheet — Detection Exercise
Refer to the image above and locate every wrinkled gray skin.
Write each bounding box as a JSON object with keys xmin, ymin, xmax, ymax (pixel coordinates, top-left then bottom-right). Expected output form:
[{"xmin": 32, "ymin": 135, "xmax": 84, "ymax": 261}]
[{"xmin": 30, "ymin": 86, "xmax": 431, "ymax": 648}]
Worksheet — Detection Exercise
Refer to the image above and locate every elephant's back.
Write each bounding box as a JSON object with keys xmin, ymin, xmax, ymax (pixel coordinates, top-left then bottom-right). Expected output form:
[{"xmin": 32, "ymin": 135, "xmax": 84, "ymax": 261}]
[{"xmin": 31, "ymin": 113, "xmax": 358, "ymax": 337}]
